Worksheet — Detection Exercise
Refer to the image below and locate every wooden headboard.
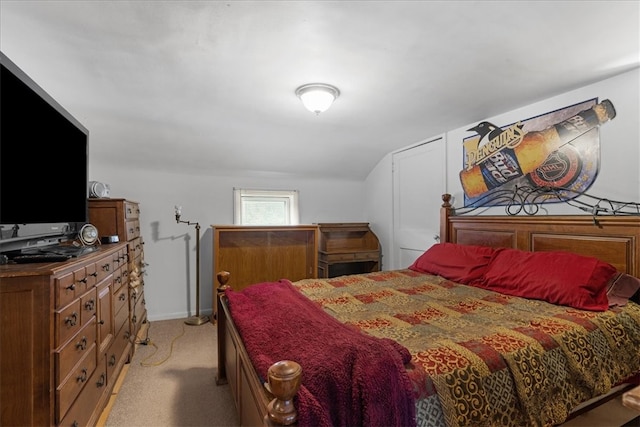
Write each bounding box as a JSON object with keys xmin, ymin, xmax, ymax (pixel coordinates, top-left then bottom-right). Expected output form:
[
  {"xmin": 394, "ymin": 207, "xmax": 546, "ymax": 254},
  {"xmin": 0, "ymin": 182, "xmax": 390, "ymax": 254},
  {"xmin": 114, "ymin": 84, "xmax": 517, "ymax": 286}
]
[{"xmin": 440, "ymin": 194, "xmax": 640, "ymax": 276}]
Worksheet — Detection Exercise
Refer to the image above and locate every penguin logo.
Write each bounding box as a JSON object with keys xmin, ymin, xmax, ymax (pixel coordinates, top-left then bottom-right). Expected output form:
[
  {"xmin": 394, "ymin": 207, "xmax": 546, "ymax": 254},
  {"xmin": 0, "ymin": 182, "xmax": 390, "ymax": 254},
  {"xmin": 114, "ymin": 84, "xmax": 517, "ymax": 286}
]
[{"xmin": 467, "ymin": 121, "xmax": 504, "ymax": 149}]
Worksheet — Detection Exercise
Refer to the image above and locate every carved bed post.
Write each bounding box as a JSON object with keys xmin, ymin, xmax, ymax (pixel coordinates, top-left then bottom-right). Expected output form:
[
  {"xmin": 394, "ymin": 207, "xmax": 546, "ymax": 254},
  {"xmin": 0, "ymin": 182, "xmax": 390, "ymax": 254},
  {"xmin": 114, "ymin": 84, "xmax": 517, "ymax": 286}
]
[
  {"xmin": 440, "ymin": 193, "xmax": 453, "ymax": 243},
  {"xmin": 264, "ymin": 360, "xmax": 302, "ymax": 426},
  {"xmin": 215, "ymin": 271, "xmax": 230, "ymax": 385},
  {"xmin": 215, "ymin": 270, "xmax": 302, "ymax": 426}
]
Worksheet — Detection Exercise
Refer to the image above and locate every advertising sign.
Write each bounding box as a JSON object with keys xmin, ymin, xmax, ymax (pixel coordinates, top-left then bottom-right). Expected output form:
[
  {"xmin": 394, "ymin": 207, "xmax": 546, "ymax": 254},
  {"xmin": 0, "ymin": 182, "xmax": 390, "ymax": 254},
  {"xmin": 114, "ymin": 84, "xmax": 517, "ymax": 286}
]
[{"xmin": 460, "ymin": 98, "xmax": 616, "ymax": 206}]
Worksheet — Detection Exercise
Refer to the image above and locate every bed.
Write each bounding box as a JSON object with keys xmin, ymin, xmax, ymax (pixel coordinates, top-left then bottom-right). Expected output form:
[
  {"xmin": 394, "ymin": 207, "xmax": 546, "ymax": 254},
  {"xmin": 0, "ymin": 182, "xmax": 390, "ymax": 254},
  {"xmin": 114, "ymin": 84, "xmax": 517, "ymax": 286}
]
[{"xmin": 215, "ymin": 193, "xmax": 640, "ymax": 427}]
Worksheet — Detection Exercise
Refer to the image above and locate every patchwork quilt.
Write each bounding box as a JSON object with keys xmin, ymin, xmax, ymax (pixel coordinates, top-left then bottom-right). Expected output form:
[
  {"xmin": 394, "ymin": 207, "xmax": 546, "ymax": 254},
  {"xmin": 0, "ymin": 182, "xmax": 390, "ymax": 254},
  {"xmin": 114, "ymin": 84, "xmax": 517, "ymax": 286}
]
[{"xmin": 292, "ymin": 270, "xmax": 640, "ymax": 427}]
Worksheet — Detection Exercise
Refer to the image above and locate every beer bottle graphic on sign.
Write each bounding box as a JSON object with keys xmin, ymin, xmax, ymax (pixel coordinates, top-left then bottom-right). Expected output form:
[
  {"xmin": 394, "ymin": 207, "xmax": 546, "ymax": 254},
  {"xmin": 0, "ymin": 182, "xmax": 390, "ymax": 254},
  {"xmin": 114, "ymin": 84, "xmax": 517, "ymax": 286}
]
[{"xmin": 460, "ymin": 99, "xmax": 616, "ymax": 198}]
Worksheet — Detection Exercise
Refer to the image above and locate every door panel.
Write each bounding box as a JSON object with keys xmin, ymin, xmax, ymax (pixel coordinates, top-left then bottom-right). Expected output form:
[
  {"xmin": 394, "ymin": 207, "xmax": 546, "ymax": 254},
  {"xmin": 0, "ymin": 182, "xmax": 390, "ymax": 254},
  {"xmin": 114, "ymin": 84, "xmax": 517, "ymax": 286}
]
[{"xmin": 392, "ymin": 136, "xmax": 446, "ymax": 269}]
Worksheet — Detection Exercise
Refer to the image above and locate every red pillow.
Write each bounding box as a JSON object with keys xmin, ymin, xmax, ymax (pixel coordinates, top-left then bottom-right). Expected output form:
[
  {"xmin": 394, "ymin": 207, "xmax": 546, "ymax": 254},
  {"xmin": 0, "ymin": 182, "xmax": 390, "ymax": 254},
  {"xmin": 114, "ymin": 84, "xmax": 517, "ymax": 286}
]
[
  {"xmin": 607, "ymin": 273, "xmax": 640, "ymax": 307},
  {"xmin": 479, "ymin": 248, "xmax": 618, "ymax": 311},
  {"xmin": 409, "ymin": 243, "xmax": 498, "ymax": 284}
]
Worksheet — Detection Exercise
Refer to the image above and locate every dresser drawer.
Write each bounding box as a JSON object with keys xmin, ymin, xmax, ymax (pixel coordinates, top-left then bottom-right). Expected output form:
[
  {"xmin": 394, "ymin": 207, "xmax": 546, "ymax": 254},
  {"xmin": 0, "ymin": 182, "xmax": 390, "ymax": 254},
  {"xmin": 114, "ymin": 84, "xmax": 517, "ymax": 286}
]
[
  {"xmin": 112, "ymin": 265, "xmax": 127, "ymax": 295},
  {"xmin": 55, "ymin": 271, "xmax": 77, "ymax": 309},
  {"xmin": 113, "ymin": 282, "xmax": 128, "ymax": 317},
  {"xmin": 85, "ymin": 261, "xmax": 98, "ymax": 287},
  {"xmin": 324, "ymin": 252, "xmax": 357, "ymax": 262},
  {"xmin": 72, "ymin": 265, "xmax": 90, "ymax": 295},
  {"xmin": 112, "ymin": 248, "xmax": 128, "ymax": 272},
  {"xmin": 56, "ymin": 318, "xmax": 97, "ymax": 385},
  {"xmin": 107, "ymin": 325, "xmax": 131, "ymax": 384},
  {"xmin": 131, "ymin": 290, "xmax": 146, "ymax": 328},
  {"xmin": 125, "ymin": 219, "xmax": 140, "ymax": 240},
  {"xmin": 129, "ymin": 282, "xmax": 138, "ymax": 315},
  {"xmin": 124, "ymin": 201, "xmax": 140, "ymax": 220},
  {"xmin": 128, "ymin": 237, "xmax": 143, "ymax": 266},
  {"xmin": 95, "ymin": 257, "xmax": 114, "ymax": 283},
  {"xmin": 80, "ymin": 287, "xmax": 97, "ymax": 326},
  {"xmin": 114, "ymin": 293, "xmax": 129, "ymax": 333},
  {"xmin": 354, "ymin": 251, "xmax": 380, "ymax": 261},
  {"xmin": 58, "ymin": 355, "xmax": 106, "ymax": 427},
  {"xmin": 56, "ymin": 299, "xmax": 82, "ymax": 347},
  {"xmin": 56, "ymin": 344, "xmax": 97, "ymax": 422}
]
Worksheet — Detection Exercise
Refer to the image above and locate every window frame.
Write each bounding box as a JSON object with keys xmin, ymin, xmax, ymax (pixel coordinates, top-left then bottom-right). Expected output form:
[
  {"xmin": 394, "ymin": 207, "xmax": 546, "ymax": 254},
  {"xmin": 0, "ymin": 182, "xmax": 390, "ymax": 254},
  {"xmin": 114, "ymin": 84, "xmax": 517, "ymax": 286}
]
[{"xmin": 233, "ymin": 188, "xmax": 300, "ymax": 225}]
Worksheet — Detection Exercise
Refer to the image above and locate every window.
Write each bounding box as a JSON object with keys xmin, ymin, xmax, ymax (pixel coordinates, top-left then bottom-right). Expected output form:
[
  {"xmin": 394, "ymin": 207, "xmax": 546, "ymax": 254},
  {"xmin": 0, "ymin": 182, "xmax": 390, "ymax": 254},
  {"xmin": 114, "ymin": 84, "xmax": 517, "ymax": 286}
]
[{"xmin": 233, "ymin": 188, "xmax": 300, "ymax": 225}]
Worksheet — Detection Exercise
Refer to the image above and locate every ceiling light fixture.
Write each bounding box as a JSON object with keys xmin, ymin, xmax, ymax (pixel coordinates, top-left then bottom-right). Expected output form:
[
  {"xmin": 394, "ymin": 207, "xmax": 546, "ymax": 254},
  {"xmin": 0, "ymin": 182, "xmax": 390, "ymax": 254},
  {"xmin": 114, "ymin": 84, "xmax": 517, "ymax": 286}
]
[{"xmin": 295, "ymin": 83, "xmax": 340, "ymax": 115}]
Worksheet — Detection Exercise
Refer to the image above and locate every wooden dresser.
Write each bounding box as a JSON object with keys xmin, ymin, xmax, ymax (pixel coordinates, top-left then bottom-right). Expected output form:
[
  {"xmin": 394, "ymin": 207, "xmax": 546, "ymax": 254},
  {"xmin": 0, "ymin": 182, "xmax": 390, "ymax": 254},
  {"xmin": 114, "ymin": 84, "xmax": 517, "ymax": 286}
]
[
  {"xmin": 211, "ymin": 225, "xmax": 318, "ymax": 317},
  {"xmin": 317, "ymin": 223, "xmax": 381, "ymax": 278},
  {"xmin": 89, "ymin": 198, "xmax": 147, "ymax": 341},
  {"xmin": 0, "ymin": 243, "xmax": 131, "ymax": 427}
]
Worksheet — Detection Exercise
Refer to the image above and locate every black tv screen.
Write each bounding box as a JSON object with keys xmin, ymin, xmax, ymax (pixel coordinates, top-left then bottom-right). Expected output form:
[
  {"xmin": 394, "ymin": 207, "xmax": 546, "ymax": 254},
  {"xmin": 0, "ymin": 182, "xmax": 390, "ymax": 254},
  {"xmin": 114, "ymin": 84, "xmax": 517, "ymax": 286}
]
[{"xmin": 0, "ymin": 52, "xmax": 89, "ymax": 250}]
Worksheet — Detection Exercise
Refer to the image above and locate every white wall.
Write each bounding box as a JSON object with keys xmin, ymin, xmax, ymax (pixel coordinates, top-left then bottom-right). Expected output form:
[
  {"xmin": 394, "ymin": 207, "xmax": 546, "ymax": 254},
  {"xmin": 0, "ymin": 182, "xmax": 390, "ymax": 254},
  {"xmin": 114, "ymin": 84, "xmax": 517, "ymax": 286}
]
[
  {"xmin": 365, "ymin": 67, "xmax": 640, "ymax": 266},
  {"xmin": 445, "ymin": 68, "xmax": 640, "ymax": 209},
  {"xmin": 92, "ymin": 67, "xmax": 639, "ymax": 321},
  {"xmin": 87, "ymin": 164, "xmax": 367, "ymax": 320},
  {"xmin": 364, "ymin": 153, "xmax": 393, "ymax": 270}
]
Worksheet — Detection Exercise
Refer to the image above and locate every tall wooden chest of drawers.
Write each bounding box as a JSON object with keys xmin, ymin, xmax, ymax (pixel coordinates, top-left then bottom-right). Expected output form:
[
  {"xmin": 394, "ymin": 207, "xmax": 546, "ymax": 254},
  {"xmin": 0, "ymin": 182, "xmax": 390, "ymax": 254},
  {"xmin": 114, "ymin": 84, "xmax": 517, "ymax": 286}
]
[
  {"xmin": 0, "ymin": 244, "xmax": 130, "ymax": 427},
  {"xmin": 89, "ymin": 198, "xmax": 148, "ymax": 344}
]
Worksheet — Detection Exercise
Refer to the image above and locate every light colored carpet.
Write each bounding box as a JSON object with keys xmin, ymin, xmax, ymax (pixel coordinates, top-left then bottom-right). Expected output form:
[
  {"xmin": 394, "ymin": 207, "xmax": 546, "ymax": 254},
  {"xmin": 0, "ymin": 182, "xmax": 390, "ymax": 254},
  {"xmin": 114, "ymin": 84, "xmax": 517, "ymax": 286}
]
[
  {"xmin": 105, "ymin": 318, "xmax": 239, "ymax": 427},
  {"xmin": 104, "ymin": 318, "xmax": 639, "ymax": 427}
]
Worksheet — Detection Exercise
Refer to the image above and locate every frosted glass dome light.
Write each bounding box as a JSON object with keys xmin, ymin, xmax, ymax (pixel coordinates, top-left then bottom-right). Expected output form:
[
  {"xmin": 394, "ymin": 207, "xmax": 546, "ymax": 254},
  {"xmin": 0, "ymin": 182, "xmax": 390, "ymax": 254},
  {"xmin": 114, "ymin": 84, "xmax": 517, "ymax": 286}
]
[{"xmin": 295, "ymin": 83, "xmax": 340, "ymax": 115}]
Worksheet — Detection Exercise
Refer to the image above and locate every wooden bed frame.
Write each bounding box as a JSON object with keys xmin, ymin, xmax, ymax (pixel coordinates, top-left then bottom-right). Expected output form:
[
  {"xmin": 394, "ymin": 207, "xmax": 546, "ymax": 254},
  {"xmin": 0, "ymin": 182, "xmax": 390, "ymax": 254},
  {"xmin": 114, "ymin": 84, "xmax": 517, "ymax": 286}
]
[{"xmin": 215, "ymin": 193, "xmax": 640, "ymax": 426}]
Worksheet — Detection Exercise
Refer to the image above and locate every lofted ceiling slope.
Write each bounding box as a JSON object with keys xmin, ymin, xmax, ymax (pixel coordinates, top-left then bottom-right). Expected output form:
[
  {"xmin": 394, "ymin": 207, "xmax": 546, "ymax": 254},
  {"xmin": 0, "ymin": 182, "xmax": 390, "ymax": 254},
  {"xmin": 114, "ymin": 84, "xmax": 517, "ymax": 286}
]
[{"xmin": 0, "ymin": 1, "xmax": 638, "ymax": 180}]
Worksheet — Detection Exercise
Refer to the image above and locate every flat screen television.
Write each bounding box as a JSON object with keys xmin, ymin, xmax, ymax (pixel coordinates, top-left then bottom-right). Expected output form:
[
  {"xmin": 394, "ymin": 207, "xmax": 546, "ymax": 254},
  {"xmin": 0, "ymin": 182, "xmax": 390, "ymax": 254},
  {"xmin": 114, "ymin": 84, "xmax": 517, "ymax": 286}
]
[{"xmin": 0, "ymin": 51, "xmax": 89, "ymax": 255}]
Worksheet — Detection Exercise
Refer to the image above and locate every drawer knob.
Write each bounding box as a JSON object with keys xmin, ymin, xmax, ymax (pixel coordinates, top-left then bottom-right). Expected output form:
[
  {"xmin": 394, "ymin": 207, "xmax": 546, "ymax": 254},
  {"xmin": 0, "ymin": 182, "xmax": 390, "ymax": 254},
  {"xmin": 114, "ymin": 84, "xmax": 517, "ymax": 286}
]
[
  {"xmin": 96, "ymin": 373, "xmax": 106, "ymax": 388},
  {"xmin": 65, "ymin": 312, "xmax": 78, "ymax": 327},
  {"xmin": 109, "ymin": 355, "xmax": 116, "ymax": 366},
  {"xmin": 119, "ymin": 293, "xmax": 126, "ymax": 301},
  {"xmin": 77, "ymin": 368, "xmax": 88, "ymax": 383},
  {"xmin": 85, "ymin": 299, "xmax": 95, "ymax": 311},
  {"xmin": 76, "ymin": 337, "xmax": 87, "ymax": 351},
  {"xmin": 102, "ymin": 263, "xmax": 110, "ymax": 272},
  {"xmin": 66, "ymin": 283, "xmax": 76, "ymax": 291}
]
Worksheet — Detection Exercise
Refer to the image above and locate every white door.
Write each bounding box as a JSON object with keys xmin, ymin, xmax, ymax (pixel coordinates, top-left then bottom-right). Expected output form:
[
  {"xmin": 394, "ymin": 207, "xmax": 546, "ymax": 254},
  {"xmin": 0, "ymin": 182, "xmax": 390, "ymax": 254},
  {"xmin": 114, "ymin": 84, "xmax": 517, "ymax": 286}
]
[{"xmin": 392, "ymin": 136, "xmax": 446, "ymax": 269}]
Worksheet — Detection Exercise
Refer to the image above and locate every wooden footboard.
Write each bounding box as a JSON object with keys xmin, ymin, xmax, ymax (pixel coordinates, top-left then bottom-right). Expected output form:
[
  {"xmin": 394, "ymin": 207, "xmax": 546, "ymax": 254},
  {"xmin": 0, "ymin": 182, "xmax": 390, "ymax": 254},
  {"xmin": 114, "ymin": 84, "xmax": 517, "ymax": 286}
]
[{"xmin": 216, "ymin": 271, "xmax": 301, "ymax": 426}]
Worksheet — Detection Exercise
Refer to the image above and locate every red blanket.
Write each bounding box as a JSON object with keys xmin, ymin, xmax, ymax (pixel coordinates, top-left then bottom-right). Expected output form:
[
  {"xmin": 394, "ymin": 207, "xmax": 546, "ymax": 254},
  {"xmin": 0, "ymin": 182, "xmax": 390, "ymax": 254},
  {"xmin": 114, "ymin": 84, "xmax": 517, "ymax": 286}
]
[{"xmin": 226, "ymin": 280, "xmax": 416, "ymax": 427}]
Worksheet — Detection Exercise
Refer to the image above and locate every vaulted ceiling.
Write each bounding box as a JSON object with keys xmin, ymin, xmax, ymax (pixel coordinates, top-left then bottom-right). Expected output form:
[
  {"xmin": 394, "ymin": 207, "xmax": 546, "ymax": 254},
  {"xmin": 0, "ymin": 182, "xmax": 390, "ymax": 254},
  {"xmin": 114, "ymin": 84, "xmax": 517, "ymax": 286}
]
[{"xmin": 1, "ymin": 1, "xmax": 638, "ymax": 180}]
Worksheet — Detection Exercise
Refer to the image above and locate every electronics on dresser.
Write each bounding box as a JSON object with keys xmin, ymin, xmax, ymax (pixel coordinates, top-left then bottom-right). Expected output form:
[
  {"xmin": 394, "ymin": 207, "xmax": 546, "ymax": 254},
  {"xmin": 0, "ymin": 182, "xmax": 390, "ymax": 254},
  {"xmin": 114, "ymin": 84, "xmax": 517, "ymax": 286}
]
[
  {"xmin": 79, "ymin": 223, "xmax": 99, "ymax": 246},
  {"xmin": 101, "ymin": 235, "xmax": 119, "ymax": 244},
  {"xmin": 89, "ymin": 181, "xmax": 111, "ymax": 198},
  {"xmin": 13, "ymin": 253, "xmax": 71, "ymax": 263},
  {"xmin": 0, "ymin": 51, "xmax": 89, "ymax": 255}
]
